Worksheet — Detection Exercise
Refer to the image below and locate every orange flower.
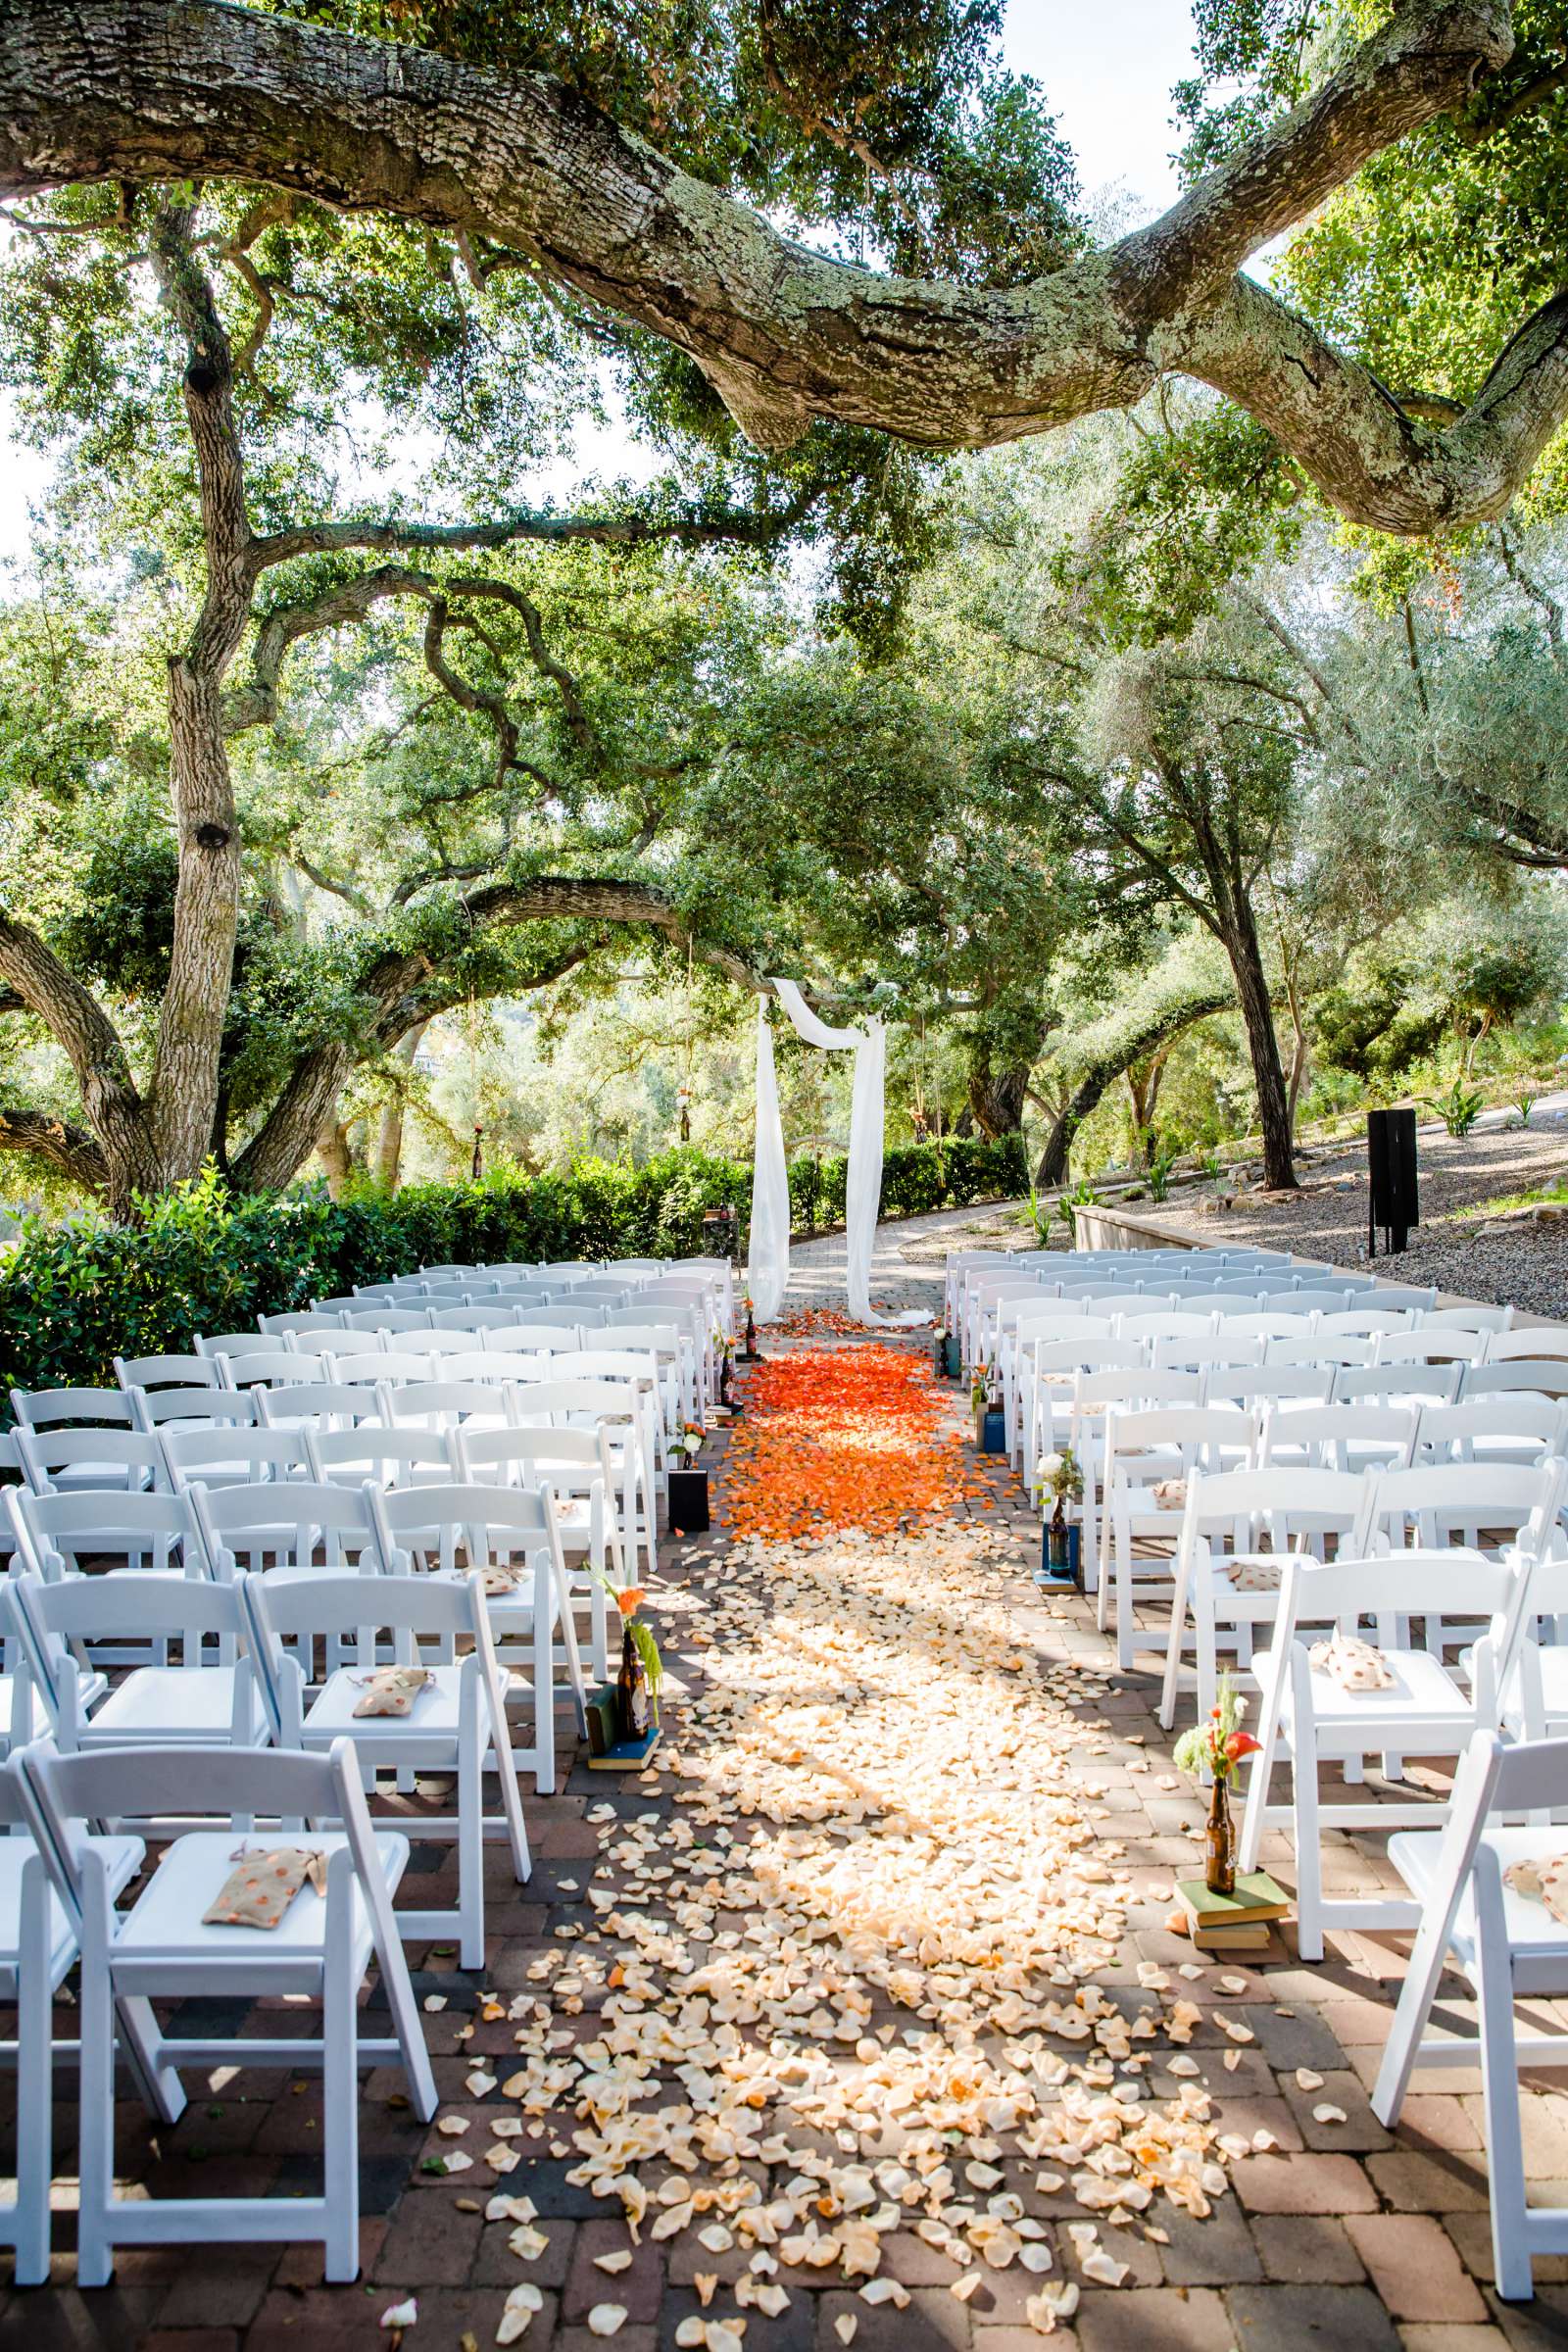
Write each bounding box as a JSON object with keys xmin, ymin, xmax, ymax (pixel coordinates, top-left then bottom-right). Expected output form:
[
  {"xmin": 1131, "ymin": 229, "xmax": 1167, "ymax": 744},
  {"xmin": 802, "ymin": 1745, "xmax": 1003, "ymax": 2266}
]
[{"xmin": 616, "ymin": 1587, "xmax": 646, "ymax": 1618}]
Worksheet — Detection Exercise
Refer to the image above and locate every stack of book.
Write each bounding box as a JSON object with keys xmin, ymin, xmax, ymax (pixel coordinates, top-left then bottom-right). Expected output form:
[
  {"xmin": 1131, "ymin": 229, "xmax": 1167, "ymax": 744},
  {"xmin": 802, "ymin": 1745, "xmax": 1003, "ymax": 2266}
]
[{"xmin": 1174, "ymin": 1871, "xmax": 1290, "ymax": 1952}]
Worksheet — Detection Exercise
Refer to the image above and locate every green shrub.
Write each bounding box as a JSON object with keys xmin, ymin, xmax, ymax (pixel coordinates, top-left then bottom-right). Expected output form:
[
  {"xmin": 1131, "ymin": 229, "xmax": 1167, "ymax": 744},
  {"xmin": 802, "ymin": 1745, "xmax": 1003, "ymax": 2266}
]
[{"xmin": 0, "ymin": 1135, "xmax": 1028, "ymax": 1406}]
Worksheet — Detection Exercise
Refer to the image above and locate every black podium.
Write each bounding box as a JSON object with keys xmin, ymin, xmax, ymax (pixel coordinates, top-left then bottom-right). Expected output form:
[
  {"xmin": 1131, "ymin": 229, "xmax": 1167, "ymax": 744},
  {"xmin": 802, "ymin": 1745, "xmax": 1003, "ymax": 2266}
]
[{"xmin": 1367, "ymin": 1107, "xmax": 1419, "ymax": 1255}]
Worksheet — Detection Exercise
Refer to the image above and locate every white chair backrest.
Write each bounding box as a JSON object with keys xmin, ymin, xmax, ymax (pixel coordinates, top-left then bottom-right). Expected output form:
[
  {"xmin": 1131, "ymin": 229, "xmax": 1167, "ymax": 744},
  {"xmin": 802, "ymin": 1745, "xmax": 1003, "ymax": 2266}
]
[
  {"xmin": 1115, "ymin": 1312, "xmax": 1215, "ymax": 1346},
  {"xmin": 16, "ymin": 1426, "xmax": 170, "ymax": 1495},
  {"xmin": 326, "ymin": 1350, "xmax": 431, "ymax": 1389},
  {"xmin": 428, "ymin": 1304, "xmax": 517, "ymax": 1331},
  {"xmin": 368, "ymin": 1479, "xmax": 562, "ymax": 1579},
  {"xmin": 1151, "ymin": 1335, "xmax": 1266, "ymax": 1373},
  {"xmin": 1415, "ymin": 1397, "xmax": 1568, "ymax": 1466},
  {"xmin": 381, "ymin": 1380, "xmax": 517, "ymax": 1431},
  {"xmin": 1462, "ymin": 1361, "xmax": 1568, "ymax": 1401},
  {"xmin": 1363, "ymin": 1458, "xmax": 1565, "ymax": 1556},
  {"xmin": 305, "ymin": 1426, "xmax": 451, "ymax": 1489},
  {"xmin": 1255, "ymin": 1400, "xmax": 1418, "ymax": 1473},
  {"xmin": 256, "ymin": 1383, "xmax": 380, "ymax": 1433},
  {"xmin": 483, "ymin": 1324, "xmax": 580, "ymax": 1352},
  {"xmin": 1103, "ymin": 1403, "xmax": 1252, "ymax": 1477},
  {"xmin": 310, "ymin": 1296, "xmax": 362, "ymax": 1316},
  {"xmin": 1203, "ymin": 1366, "xmax": 1335, "ymax": 1410},
  {"xmin": 1316, "ymin": 1309, "xmax": 1418, "ymax": 1339},
  {"xmin": 1488, "ymin": 1326, "xmax": 1568, "ymax": 1364},
  {"xmin": 1164, "ymin": 1292, "xmax": 1260, "ymax": 1316},
  {"xmin": 1223, "ymin": 1313, "xmax": 1317, "ymax": 1343},
  {"xmin": 14, "ymin": 1568, "xmax": 251, "ymax": 1718},
  {"xmin": 1271, "ymin": 1545, "xmax": 1520, "ymax": 1658},
  {"xmin": 190, "ymin": 1477, "xmax": 375, "ymax": 1577},
  {"xmin": 1181, "ymin": 1461, "xmax": 1372, "ymax": 1555},
  {"xmin": 1425, "ymin": 1303, "xmax": 1515, "ymax": 1336},
  {"xmin": 452, "ymin": 1422, "xmax": 612, "ymax": 1494},
  {"xmin": 216, "ymin": 1349, "xmax": 322, "ymax": 1393},
  {"xmin": 507, "ymin": 1379, "xmax": 642, "ymax": 1429},
  {"xmin": 11, "ymin": 1388, "xmax": 134, "ymax": 1434},
  {"xmin": 438, "ymin": 1351, "xmax": 541, "ymax": 1386},
  {"xmin": 1334, "ymin": 1363, "xmax": 1463, "ymax": 1408},
  {"xmin": 257, "ymin": 1311, "xmax": 345, "ymax": 1338},
  {"xmin": 1376, "ymin": 1331, "xmax": 1487, "ymax": 1367},
  {"xmin": 341, "ymin": 1308, "xmax": 430, "ymax": 1335},
  {"xmin": 130, "ymin": 1386, "xmax": 259, "ymax": 1432},
  {"xmin": 113, "ymin": 1354, "xmax": 218, "ymax": 1394},
  {"xmin": 194, "ymin": 1332, "xmax": 264, "ymax": 1361},
  {"xmin": 1267, "ymin": 1288, "xmax": 1355, "ymax": 1314},
  {"xmin": 160, "ymin": 1422, "xmax": 309, "ymax": 1492},
  {"xmin": 8, "ymin": 1484, "xmax": 198, "ymax": 1579},
  {"xmin": 1029, "ymin": 1337, "xmax": 1145, "ymax": 1378},
  {"xmin": 1071, "ymin": 1367, "xmax": 1206, "ymax": 1419},
  {"xmin": 1266, "ymin": 1334, "xmax": 1375, "ymax": 1369}
]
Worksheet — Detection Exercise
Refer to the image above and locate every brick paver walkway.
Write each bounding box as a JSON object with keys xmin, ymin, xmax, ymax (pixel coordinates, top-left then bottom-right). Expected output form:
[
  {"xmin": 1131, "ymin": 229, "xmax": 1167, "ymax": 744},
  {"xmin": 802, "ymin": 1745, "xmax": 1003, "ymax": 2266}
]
[{"xmin": 3, "ymin": 1223, "xmax": 1565, "ymax": 2350}]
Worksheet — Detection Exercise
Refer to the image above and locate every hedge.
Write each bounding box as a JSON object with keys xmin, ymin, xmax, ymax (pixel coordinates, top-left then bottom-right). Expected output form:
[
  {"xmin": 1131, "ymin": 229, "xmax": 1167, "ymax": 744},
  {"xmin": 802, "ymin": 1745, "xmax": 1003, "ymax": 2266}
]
[{"xmin": 1, "ymin": 1135, "xmax": 1027, "ymax": 1403}]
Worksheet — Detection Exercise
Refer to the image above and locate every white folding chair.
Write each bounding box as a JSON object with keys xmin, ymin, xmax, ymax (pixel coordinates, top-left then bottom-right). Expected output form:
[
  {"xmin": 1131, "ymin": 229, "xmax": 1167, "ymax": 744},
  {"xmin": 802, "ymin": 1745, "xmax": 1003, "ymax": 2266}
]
[
  {"xmin": 428, "ymin": 1303, "xmax": 516, "ymax": 1331},
  {"xmin": 1239, "ymin": 1547, "xmax": 1524, "ymax": 1959},
  {"xmin": 1025, "ymin": 1336, "xmax": 1144, "ymax": 1478},
  {"xmin": 1360, "ymin": 1459, "xmax": 1566, "ymax": 1562},
  {"xmin": 1100, "ymin": 1405, "xmax": 1253, "ymax": 1668},
  {"xmin": 1203, "ymin": 1365, "xmax": 1334, "ymax": 1412},
  {"xmin": 368, "ymin": 1484, "xmax": 587, "ymax": 1792},
  {"xmin": 1374, "ymin": 1731, "xmax": 1568, "ymax": 2299},
  {"xmin": 189, "ymin": 1480, "xmax": 378, "ymax": 1584},
  {"xmin": 1157, "ymin": 1463, "xmax": 1374, "ymax": 1731},
  {"xmin": 325, "ymin": 1349, "xmax": 430, "ymax": 1390},
  {"xmin": 1266, "ymin": 1334, "xmax": 1375, "ymax": 1369},
  {"xmin": 1318, "ymin": 1309, "xmax": 1419, "ymax": 1342},
  {"xmin": 1415, "ymin": 1397, "xmax": 1568, "ymax": 1471},
  {"xmin": 0, "ymin": 1755, "xmax": 143, "ymax": 2282},
  {"xmin": 1376, "ymin": 1330, "xmax": 1488, "ymax": 1368},
  {"xmin": 1150, "ymin": 1334, "xmax": 1265, "ymax": 1375},
  {"xmin": 453, "ymin": 1423, "xmax": 624, "ymax": 1679},
  {"xmin": 20, "ymin": 1736, "xmax": 436, "ymax": 2283},
  {"xmin": 13, "ymin": 1571, "xmax": 266, "ymax": 1754},
  {"xmin": 1426, "ymin": 1303, "xmax": 1516, "ymax": 1336},
  {"xmin": 243, "ymin": 1569, "xmax": 530, "ymax": 1969}
]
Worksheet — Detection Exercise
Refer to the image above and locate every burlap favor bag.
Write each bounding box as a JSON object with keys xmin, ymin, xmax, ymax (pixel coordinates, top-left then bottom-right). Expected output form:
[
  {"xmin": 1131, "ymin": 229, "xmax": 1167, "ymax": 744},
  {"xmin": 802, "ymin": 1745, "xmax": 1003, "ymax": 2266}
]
[
  {"xmin": 1308, "ymin": 1631, "xmax": 1396, "ymax": 1691},
  {"xmin": 352, "ymin": 1664, "xmax": 432, "ymax": 1718},
  {"xmin": 203, "ymin": 1844, "xmax": 329, "ymax": 1930},
  {"xmin": 1223, "ymin": 1557, "xmax": 1283, "ymax": 1592},
  {"xmin": 1504, "ymin": 1855, "xmax": 1568, "ymax": 1922},
  {"xmin": 1151, "ymin": 1478, "xmax": 1188, "ymax": 1508},
  {"xmin": 482, "ymin": 1564, "xmax": 525, "ymax": 1596}
]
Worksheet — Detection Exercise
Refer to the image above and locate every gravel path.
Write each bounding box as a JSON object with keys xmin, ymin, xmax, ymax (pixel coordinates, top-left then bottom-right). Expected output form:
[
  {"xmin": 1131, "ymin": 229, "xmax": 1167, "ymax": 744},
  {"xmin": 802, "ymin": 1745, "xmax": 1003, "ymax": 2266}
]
[{"xmin": 1143, "ymin": 1103, "xmax": 1568, "ymax": 1320}]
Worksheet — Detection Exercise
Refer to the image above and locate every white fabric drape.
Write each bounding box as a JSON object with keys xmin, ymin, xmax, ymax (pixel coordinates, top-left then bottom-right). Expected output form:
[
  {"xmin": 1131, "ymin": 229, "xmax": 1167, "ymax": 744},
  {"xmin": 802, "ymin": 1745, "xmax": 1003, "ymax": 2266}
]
[
  {"xmin": 747, "ymin": 980, "xmax": 929, "ymax": 1330},
  {"xmin": 745, "ymin": 1000, "xmax": 792, "ymax": 1322}
]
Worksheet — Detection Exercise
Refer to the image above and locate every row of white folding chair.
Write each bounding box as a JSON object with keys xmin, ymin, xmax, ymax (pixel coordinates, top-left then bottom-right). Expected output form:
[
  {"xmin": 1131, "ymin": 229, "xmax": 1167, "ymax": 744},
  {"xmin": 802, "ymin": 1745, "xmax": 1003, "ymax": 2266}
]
[
  {"xmin": 944, "ymin": 1246, "xmax": 1296, "ymax": 1325},
  {"xmin": 1024, "ymin": 1340, "xmax": 1568, "ymax": 1475},
  {"xmin": 981, "ymin": 1278, "xmax": 1427, "ymax": 1380},
  {"xmin": 1156, "ymin": 1454, "xmax": 1565, "ymax": 1740},
  {"xmin": 5, "ymin": 1731, "xmax": 436, "ymax": 2283},
  {"xmin": 8, "ymin": 1475, "xmax": 589, "ymax": 1799},
  {"xmin": 12, "ymin": 1377, "xmax": 660, "ymax": 1565}
]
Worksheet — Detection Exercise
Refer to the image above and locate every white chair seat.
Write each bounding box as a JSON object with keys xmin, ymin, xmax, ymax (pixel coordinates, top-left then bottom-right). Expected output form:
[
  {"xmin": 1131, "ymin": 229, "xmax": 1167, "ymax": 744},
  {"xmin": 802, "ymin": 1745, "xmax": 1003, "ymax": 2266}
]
[
  {"xmin": 90, "ymin": 1668, "xmax": 246, "ymax": 1739},
  {"xmin": 115, "ymin": 1829, "xmax": 408, "ymax": 1973},
  {"xmin": 303, "ymin": 1664, "xmax": 466, "ymax": 1739},
  {"xmin": 1390, "ymin": 1826, "xmax": 1568, "ymax": 1964},
  {"xmin": 1285, "ymin": 1645, "xmax": 1472, "ymax": 1734},
  {"xmin": 0, "ymin": 1834, "xmax": 142, "ymax": 1988}
]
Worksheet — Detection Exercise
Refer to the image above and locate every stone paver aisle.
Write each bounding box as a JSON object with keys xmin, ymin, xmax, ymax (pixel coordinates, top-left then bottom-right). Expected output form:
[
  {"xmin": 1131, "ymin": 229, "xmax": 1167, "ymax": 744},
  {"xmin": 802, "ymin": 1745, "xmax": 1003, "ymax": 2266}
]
[{"xmin": 3, "ymin": 1298, "xmax": 1562, "ymax": 2350}]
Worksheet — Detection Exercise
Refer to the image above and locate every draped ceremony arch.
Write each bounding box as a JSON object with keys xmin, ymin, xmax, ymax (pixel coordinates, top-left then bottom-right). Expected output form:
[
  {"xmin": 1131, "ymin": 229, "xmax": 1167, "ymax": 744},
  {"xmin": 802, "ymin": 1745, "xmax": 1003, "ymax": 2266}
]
[{"xmin": 745, "ymin": 983, "xmax": 929, "ymax": 1329}]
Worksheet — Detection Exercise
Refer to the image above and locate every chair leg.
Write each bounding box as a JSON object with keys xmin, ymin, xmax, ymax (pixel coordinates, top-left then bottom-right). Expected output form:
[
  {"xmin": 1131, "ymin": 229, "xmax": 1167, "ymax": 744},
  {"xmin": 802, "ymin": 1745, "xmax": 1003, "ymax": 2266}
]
[
  {"xmin": 457, "ymin": 1725, "xmax": 485, "ymax": 1970},
  {"xmin": 75, "ymin": 1934, "xmax": 116, "ymax": 2289},
  {"xmin": 14, "ymin": 1877, "xmax": 53, "ymax": 2284},
  {"xmin": 1291, "ymin": 1713, "xmax": 1325, "ymax": 1964},
  {"xmin": 322, "ymin": 1913, "xmax": 361, "ymax": 2283},
  {"xmin": 1476, "ymin": 1917, "xmax": 1533, "ymax": 2299},
  {"xmin": 533, "ymin": 1592, "xmax": 556, "ymax": 1797}
]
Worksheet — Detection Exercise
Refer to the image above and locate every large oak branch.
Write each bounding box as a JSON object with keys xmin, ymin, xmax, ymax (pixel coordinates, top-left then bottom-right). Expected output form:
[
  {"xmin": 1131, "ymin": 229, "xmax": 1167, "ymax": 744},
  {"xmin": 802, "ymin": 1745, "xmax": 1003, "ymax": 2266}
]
[{"xmin": 0, "ymin": 0, "xmax": 1548, "ymax": 533}]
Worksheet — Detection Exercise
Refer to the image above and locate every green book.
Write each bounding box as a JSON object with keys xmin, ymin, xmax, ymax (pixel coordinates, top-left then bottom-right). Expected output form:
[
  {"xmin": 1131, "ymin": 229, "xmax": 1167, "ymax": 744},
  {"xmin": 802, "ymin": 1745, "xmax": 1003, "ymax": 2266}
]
[
  {"xmin": 585, "ymin": 1685, "xmax": 619, "ymax": 1758},
  {"xmin": 1176, "ymin": 1871, "xmax": 1290, "ymax": 1926}
]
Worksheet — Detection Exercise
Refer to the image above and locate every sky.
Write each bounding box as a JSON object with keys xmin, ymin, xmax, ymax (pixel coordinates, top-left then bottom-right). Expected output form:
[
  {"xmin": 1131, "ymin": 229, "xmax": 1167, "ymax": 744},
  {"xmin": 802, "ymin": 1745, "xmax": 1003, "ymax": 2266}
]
[{"xmin": 0, "ymin": 0, "xmax": 1200, "ymax": 565}]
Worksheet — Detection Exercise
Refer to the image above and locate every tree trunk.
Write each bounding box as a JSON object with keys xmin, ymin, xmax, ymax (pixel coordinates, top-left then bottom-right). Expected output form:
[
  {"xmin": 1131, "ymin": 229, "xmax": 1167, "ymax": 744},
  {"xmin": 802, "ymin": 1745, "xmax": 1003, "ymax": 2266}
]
[
  {"xmin": 1222, "ymin": 897, "xmax": 1297, "ymax": 1190},
  {"xmin": 966, "ymin": 1056, "xmax": 1033, "ymax": 1138},
  {"xmin": 317, "ymin": 1115, "xmax": 355, "ymax": 1199},
  {"xmin": 1125, "ymin": 1054, "xmax": 1166, "ymax": 1159},
  {"xmin": 1286, "ymin": 1024, "xmax": 1310, "ymax": 1137},
  {"xmin": 143, "ymin": 207, "xmax": 255, "ymax": 1190},
  {"xmin": 1035, "ymin": 988, "xmax": 1233, "ymax": 1189},
  {"xmin": 372, "ymin": 1023, "xmax": 428, "ymax": 1191}
]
